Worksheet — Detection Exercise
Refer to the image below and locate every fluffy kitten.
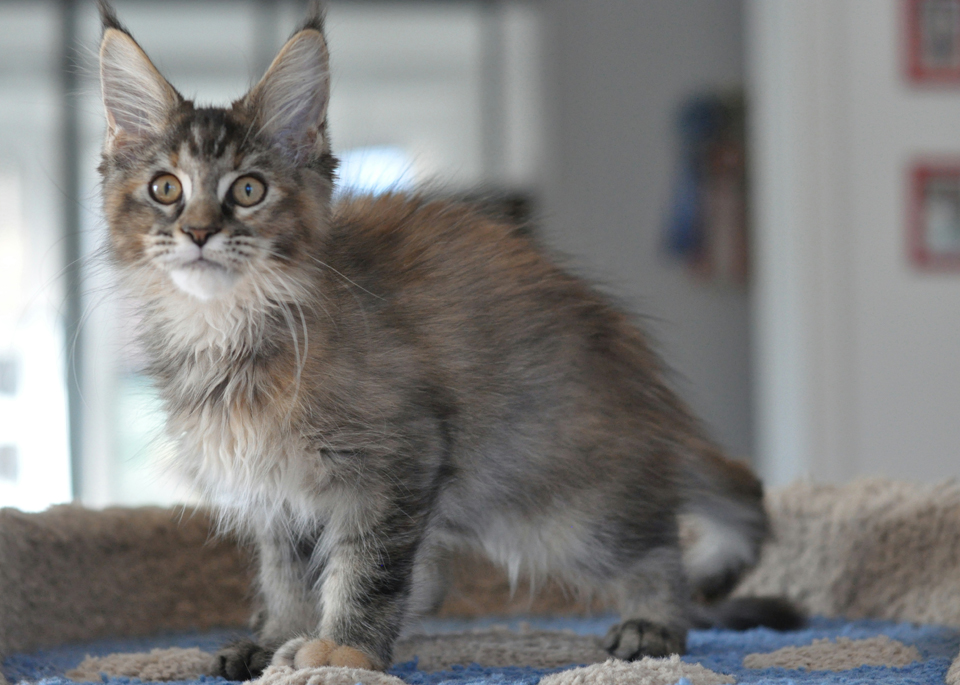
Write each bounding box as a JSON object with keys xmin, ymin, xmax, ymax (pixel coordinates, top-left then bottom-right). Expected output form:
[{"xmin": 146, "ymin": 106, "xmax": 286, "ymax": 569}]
[{"xmin": 97, "ymin": 1, "xmax": 798, "ymax": 676}]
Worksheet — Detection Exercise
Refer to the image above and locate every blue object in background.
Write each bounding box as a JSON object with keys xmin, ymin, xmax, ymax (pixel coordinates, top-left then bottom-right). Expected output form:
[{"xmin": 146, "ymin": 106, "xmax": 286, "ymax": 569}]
[
  {"xmin": 664, "ymin": 91, "xmax": 747, "ymax": 281},
  {"xmin": 665, "ymin": 95, "xmax": 727, "ymax": 259}
]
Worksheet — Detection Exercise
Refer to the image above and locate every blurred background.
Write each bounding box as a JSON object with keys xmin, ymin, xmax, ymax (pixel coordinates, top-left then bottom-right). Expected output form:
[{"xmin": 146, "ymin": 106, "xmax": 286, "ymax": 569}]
[{"xmin": 0, "ymin": 0, "xmax": 958, "ymax": 512}]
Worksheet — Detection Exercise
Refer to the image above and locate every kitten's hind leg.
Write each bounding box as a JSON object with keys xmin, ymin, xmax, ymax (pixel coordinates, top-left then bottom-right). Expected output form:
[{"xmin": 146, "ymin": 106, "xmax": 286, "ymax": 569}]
[
  {"xmin": 603, "ymin": 546, "xmax": 689, "ymax": 659},
  {"xmin": 406, "ymin": 545, "xmax": 451, "ymax": 617}
]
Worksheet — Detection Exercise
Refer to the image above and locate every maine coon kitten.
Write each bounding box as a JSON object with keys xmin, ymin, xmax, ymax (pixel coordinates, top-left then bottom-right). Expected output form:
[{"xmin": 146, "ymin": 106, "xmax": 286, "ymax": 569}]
[{"xmin": 97, "ymin": 1, "xmax": 798, "ymax": 676}]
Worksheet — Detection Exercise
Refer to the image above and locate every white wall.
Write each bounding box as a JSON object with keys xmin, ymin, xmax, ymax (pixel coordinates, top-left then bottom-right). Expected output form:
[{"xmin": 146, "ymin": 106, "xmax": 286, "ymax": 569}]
[
  {"xmin": 539, "ymin": 1, "xmax": 754, "ymax": 460},
  {"xmin": 748, "ymin": 0, "xmax": 960, "ymax": 485}
]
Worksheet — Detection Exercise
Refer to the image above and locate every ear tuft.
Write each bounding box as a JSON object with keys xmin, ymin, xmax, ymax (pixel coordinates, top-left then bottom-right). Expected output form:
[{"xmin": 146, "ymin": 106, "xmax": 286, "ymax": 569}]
[
  {"xmin": 97, "ymin": 0, "xmax": 125, "ymax": 33},
  {"xmin": 296, "ymin": 0, "xmax": 326, "ymax": 35},
  {"xmin": 244, "ymin": 29, "xmax": 330, "ymax": 165},
  {"xmin": 100, "ymin": 28, "xmax": 180, "ymax": 151}
]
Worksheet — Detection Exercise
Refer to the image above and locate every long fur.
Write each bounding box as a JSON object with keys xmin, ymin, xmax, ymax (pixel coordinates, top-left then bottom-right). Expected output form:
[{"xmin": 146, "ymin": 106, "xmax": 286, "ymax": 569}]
[{"xmin": 97, "ymin": 1, "xmax": 799, "ymax": 674}]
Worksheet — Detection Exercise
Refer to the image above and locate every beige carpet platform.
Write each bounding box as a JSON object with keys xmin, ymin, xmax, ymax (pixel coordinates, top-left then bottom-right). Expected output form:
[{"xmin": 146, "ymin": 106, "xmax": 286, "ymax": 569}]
[{"xmin": 3, "ymin": 478, "xmax": 960, "ymax": 684}]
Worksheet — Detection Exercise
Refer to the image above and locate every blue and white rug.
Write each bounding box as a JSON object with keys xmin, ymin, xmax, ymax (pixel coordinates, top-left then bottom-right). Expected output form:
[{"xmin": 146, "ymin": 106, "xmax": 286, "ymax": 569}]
[{"xmin": 4, "ymin": 616, "xmax": 959, "ymax": 685}]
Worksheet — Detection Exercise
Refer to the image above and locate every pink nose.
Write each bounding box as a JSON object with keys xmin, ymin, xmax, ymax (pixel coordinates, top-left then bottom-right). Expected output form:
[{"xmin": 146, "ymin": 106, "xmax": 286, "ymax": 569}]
[{"xmin": 182, "ymin": 225, "xmax": 221, "ymax": 247}]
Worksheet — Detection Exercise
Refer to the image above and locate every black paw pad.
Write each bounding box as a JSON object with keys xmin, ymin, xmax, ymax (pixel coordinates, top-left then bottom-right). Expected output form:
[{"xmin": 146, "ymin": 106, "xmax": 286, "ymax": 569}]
[
  {"xmin": 602, "ymin": 619, "xmax": 686, "ymax": 660},
  {"xmin": 215, "ymin": 639, "xmax": 274, "ymax": 681}
]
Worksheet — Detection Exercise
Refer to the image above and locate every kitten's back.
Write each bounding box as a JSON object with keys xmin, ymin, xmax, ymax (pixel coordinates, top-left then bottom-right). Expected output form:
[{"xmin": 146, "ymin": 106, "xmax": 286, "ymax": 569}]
[{"xmin": 325, "ymin": 194, "xmax": 768, "ymax": 604}]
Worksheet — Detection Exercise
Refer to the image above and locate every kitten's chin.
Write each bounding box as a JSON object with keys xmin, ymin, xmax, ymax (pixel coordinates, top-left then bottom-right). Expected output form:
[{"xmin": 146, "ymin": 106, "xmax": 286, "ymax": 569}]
[{"xmin": 170, "ymin": 263, "xmax": 239, "ymax": 301}]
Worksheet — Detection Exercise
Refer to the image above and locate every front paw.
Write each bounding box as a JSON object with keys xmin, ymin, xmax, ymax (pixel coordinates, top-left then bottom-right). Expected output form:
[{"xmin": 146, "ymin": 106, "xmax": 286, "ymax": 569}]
[
  {"xmin": 215, "ymin": 639, "xmax": 275, "ymax": 680},
  {"xmin": 272, "ymin": 637, "xmax": 379, "ymax": 671},
  {"xmin": 602, "ymin": 619, "xmax": 686, "ymax": 659}
]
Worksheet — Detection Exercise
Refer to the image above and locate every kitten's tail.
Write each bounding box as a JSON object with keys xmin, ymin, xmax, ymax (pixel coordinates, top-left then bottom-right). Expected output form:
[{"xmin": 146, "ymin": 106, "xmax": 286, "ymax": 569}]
[
  {"xmin": 676, "ymin": 438, "xmax": 802, "ymax": 631},
  {"xmin": 689, "ymin": 596, "xmax": 806, "ymax": 631},
  {"xmin": 678, "ymin": 438, "xmax": 768, "ymax": 602}
]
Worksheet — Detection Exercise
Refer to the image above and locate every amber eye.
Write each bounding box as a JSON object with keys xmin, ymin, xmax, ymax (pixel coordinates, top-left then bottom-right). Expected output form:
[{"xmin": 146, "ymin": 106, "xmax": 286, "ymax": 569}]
[
  {"xmin": 231, "ymin": 175, "xmax": 266, "ymax": 207},
  {"xmin": 149, "ymin": 173, "xmax": 183, "ymax": 205}
]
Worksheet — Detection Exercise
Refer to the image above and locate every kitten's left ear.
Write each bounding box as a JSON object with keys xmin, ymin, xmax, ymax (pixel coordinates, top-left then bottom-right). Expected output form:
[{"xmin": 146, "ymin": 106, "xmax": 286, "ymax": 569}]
[
  {"xmin": 99, "ymin": 5, "xmax": 181, "ymax": 152},
  {"xmin": 244, "ymin": 18, "xmax": 331, "ymax": 164}
]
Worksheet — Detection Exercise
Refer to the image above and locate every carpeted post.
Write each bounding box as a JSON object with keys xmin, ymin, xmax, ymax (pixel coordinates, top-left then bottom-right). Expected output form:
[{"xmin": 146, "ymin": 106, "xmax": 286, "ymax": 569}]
[
  {"xmin": 0, "ymin": 505, "xmax": 253, "ymax": 656},
  {"xmin": 736, "ymin": 478, "xmax": 960, "ymax": 626}
]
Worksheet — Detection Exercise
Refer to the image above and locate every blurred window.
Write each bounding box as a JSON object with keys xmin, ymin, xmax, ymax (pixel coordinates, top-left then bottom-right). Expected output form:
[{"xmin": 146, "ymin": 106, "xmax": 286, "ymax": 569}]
[
  {"xmin": 337, "ymin": 146, "xmax": 417, "ymax": 196},
  {"xmin": 0, "ymin": 3, "xmax": 71, "ymax": 511}
]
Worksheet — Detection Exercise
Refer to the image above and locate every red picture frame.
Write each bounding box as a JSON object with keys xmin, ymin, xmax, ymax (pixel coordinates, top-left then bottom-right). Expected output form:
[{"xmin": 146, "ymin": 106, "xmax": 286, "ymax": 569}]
[
  {"xmin": 905, "ymin": 0, "xmax": 960, "ymax": 83},
  {"xmin": 909, "ymin": 162, "xmax": 960, "ymax": 270}
]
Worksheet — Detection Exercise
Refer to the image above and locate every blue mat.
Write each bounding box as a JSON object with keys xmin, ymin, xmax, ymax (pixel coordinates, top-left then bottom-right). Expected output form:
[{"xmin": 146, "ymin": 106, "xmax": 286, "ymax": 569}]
[{"xmin": 4, "ymin": 617, "xmax": 958, "ymax": 685}]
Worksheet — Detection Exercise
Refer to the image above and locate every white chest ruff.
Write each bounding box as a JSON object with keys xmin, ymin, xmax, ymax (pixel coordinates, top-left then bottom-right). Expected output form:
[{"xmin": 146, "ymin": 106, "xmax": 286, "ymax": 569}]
[{"xmin": 170, "ymin": 401, "xmax": 321, "ymax": 526}]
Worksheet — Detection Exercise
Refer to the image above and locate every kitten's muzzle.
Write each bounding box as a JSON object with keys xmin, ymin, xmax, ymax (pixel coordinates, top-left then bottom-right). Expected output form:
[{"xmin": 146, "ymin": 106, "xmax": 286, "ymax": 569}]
[{"xmin": 181, "ymin": 223, "xmax": 222, "ymax": 247}]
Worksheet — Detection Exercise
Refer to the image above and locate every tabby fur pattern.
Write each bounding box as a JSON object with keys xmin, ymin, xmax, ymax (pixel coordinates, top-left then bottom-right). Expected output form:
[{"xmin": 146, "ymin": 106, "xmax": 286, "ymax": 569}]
[{"xmin": 96, "ymin": 0, "xmax": 797, "ymax": 675}]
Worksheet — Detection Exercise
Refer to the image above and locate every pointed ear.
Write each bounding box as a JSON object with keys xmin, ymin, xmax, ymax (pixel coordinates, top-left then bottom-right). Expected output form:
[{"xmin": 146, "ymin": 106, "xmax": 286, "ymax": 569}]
[
  {"xmin": 244, "ymin": 28, "xmax": 331, "ymax": 164},
  {"xmin": 99, "ymin": 27, "xmax": 181, "ymax": 152}
]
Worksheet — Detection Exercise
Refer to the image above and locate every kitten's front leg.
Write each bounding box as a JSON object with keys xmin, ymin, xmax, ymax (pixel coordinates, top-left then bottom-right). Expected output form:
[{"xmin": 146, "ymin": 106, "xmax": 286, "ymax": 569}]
[
  {"xmin": 271, "ymin": 492, "xmax": 429, "ymax": 671},
  {"xmin": 216, "ymin": 525, "xmax": 322, "ymax": 680}
]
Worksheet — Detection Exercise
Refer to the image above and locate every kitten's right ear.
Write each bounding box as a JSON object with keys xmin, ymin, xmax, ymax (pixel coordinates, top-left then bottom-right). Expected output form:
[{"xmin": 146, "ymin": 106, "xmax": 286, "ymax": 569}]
[{"xmin": 98, "ymin": 3, "xmax": 181, "ymax": 152}]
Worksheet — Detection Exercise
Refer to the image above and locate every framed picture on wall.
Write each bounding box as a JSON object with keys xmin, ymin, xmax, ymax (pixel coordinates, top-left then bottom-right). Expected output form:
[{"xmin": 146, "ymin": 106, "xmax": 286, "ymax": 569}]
[
  {"xmin": 909, "ymin": 162, "xmax": 960, "ymax": 269},
  {"xmin": 905, "ymin": 0, "xmax": 960, "ymax": 83}
]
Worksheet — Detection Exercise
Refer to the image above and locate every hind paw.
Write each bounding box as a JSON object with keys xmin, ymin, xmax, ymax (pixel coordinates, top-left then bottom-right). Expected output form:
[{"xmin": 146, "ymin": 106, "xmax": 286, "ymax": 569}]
[{"xmin": 602, "ymin": 619, "xmax": 686, "ymax": 659}]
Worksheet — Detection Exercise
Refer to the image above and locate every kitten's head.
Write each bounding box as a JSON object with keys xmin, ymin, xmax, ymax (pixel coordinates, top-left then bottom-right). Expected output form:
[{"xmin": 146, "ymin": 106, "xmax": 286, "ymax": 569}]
[{"xmin": 98, "ymin": 1, "xmax": 335, "ymax": 303}]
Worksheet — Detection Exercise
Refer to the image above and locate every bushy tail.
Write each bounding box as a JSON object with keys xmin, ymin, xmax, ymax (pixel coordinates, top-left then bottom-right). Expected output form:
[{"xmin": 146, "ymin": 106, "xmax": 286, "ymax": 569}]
[
  {"xmin": 690, "ymin": 596, "xmax": 806, "ymax": 631},
  {"xmin": 679, "ymin": 439, "xmax": 767, "ymax": 600},
  {"xmin": 678, "ymin": 439, "xmax": 804, "ymax": 631}
]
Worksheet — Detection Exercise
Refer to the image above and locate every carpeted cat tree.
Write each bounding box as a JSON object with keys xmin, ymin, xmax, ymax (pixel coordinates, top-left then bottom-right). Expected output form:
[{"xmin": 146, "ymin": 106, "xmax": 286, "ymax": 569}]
[{"xmin": 4, "ymin": 479, "xmax": 960, "ymax": 685}]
